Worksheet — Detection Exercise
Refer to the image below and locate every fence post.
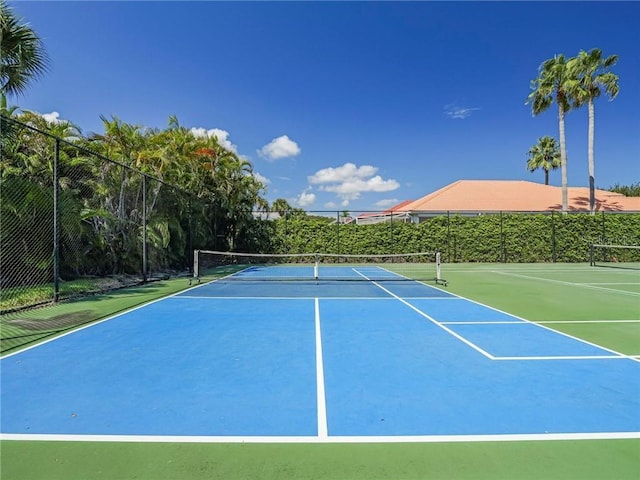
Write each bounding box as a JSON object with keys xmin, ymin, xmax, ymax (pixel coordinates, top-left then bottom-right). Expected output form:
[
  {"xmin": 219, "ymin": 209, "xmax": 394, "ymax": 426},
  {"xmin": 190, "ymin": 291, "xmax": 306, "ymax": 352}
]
[
  {"xmin": 187, "ymin": 195, "xmax": 193, "ymax": 274},
  {"xmin": 284, "ymin": 211, "xmax": 288, "ymax": 253},
  {"xmin": 336, "ymin": 211, "xmax": 340, "ymax": 254},
  {"xmin": 142, "ymin": 174, "xmax": 147, "ymax": 282},
  {"xmin": 447, "ymin": 211, "xmax": 451, "ymax": 261},
  {"xmin": 500, "ymin": 211, "xmax": 505, "ymax": 262},
  {"xmin": 601, "ymin": 211, "xmax": 606, "ymax": 244},
  {"xmin": 53, "ymin": 138, "xmax": 60, "ymax": 302},
  {"xmin": 551, "ymin": 210, "xmax": 556, "ymax": 262},
  {"xmin": 390, "ymin": 211, "xmax": 394, "ymax": 254}
]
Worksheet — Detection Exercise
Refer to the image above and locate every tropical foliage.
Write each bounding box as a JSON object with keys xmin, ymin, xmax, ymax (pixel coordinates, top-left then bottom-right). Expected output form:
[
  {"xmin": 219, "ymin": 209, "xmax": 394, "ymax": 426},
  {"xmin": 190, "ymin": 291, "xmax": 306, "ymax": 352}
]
[
  {"xmin": 526, "ymin": 136, "xmax": 561, "ymax": 185},
  {"xmin": 0, "ymin": 0, "xmax": 49, "ymax": 110},
  {"xmin": 609, "ymin": 182, "xmax": 640, "ymax": 197},
  {"xmin": 269, "ymin": 213, "xmax": 640, "ymax": 263},
  {"xmin": 569, "ymin": 49, "xmax": 619, "ymax": 213},
  {"xmin": 527, "ymin": 49, "xmax": 620, "ymax": 213},
  {"xmin": 1, "ymin": 111, "xmax": 269, "ymax": 295},
  {"xmin": 527, "ymin": 54, "xmax": 574, "ymax": 212}
]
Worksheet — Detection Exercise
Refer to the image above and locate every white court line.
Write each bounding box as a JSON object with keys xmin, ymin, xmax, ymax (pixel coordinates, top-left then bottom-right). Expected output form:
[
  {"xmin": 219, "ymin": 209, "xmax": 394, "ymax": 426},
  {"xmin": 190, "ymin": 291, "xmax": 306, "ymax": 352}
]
[
  {"xmin": 445, "ymin": 267, "xmax": 603, "ymax": 273},
  {"xmin": 174, "ymin": 296, "xmax": 444, "ymax": 301},
  {"xmin": 315, "ymin": 298, "xmax": 328, "ymax": 439},
  {"xmin": 175, "ymin": 295, "xmax": 450, "ymax": 301},
  {"xmin": 445, "ymin": 265, "xmax": 638, "ymax": 272},
  {"xmin": 443, "ymin": 320, "xmax": 640, "ymax": 325},
  {"xmin": 537, "ymin": 320, "xmax": 640, "ymax": 324},
  {"xmin": 2, "ymin": 431, "xmax": 639, "ymax": 443},
  {"xmin": 440, "ymin": 320, "xmax": 640, "ymax": 332},
  {"xmin": 584, "ymin": 282, "xmax": 640, "ymax": 285},
  {"xmin": 0, "ymin": 271, "xmax": 252, "ymax": 359},
  {"xmin": 351, "ymin": 269, "xmax": 495, "ymax": 360},
  {"xmin": 398, "ymin": 274, "xmax": 639, "ymax": 363},
  {"xmin": 441, "ymin": 321, "xmax": 525, "ymax": 325},
  {"xmin": 493, "ymin": 355, "xmax": 627, "ymax": 361},
  {"xmin": 0, "ymin": 280, "xmax": 210, "ymax": 360},
  {"xmin": 493, "ymin": 271, "xmax": 640, "ymax": 297}
]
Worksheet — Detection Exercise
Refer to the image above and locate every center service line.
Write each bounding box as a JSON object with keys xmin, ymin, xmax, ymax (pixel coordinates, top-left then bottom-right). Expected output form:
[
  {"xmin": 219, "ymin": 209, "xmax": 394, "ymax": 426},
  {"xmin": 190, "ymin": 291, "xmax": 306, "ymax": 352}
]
[{"xmin": 315, "ymin": 297, "xmax": 328, "ymax": 438}]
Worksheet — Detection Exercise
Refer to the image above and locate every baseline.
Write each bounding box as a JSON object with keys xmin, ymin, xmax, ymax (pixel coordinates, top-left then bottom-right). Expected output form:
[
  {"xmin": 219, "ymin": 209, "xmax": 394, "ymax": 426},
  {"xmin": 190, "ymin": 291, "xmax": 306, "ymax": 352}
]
[{"xmin": 2, "ymin": 431, "xmax": 639, "ymax": 444}]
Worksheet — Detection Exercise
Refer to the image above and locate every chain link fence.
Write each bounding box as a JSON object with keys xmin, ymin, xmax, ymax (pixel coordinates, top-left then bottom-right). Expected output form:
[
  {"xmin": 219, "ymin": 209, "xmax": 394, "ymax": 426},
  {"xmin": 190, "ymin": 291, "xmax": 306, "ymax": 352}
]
[
  {"xmin": 260, "ymin": 209, "xmax": 640, "ymax": 263},
  {"xmin": 2, "ymin": 115, "xmax": 638, "ymax": 353},
  {"xmin": 1, "ymin": 118, "xmax": 197, "ymax": 315},
  {"xmin": 1, "ymin": 116, "xmax": 202, "ymax": 351}
]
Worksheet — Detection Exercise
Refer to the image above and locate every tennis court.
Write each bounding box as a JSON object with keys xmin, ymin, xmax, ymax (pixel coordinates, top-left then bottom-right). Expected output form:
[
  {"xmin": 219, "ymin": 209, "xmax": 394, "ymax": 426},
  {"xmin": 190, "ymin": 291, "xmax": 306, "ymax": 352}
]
[{"xmin": 2, "ymin": 259, "xmax": 638, "ymax": 444}]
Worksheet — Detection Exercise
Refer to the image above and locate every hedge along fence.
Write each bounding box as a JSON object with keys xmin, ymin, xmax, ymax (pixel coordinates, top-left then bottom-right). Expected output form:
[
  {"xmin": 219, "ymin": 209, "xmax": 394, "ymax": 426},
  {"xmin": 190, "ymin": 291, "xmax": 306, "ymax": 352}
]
[{"xmin": 267, "ymin": 212, "xmax": 640, "ymax": 263}]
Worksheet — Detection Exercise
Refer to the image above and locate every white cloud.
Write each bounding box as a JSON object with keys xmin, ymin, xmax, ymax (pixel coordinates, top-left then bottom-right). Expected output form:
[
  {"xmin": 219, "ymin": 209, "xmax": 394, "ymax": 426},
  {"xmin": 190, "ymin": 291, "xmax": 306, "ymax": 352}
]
[
  {"xmin": 307, "ymin": 162, "xmax": 399, "ymax": 206},
  {"xmin": 325, "ymin": 201, "xmax": 337, "ymax": 208},
  {"xmin": 308, "ymin": 162, "xmax": 378, "ymax": 184},
  {"xmin": 296, "ymin": 188, "xmax": 316, "ymax": 207},
  {"xmin": 320, "ymin": 176, "xmax": 399, "ymax": 201},
  {"xmin": 42, "ymin": 111, "xmax": 63, "ymax": 124},
  {"xmin": 375, "ymin": 198, "xmax": 400, "ymax": 208},
  {"xmin": 190, "ymin": 127, "xmax": 238, "ymax": 153},
  {"xmin": 258, "ymin": 135, "xmax": 301, "ymax": 160},
  {"xmin": 34, "ymin": 111, "xmax": 81, "ymax": 141},
  {"xmin": 444, "ymin": 104, "xmax": 480, "ymax": 119},
  {"xmin": 253, "ymin": 172, "xmax": 270, "ymax": 185}
]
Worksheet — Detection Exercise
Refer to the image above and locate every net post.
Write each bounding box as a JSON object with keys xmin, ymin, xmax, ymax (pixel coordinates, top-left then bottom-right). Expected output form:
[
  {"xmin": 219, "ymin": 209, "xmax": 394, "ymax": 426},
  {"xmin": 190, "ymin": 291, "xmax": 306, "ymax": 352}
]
[
  {"xmin": 314, "ymin": 253, "xmax": 319, "ymax": 282},
  {"xmin": 589, "ymin": 244, "xmax": 594, "ymax": 266},
  {"xmin": 193, "ymin": 249, "xmax": 199, "ymax": 282},
  {"xmin": 435, "ymin": 251, "xmax": 447, "ymax": 286}
]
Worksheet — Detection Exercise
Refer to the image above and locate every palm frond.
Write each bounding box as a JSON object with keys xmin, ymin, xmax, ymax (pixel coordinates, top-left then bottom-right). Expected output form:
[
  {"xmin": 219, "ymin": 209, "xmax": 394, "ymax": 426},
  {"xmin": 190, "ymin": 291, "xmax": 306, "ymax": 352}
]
[{"xmin": 0, "ymin": 1, "xmax": 49, "ymax": 97}]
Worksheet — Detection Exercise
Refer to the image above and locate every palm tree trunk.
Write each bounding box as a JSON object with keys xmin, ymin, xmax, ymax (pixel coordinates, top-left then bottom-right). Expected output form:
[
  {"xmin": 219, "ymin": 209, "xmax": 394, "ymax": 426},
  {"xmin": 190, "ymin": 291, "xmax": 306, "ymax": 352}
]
[
  {"xmin": 558, "ymin": 104, "xmax": 568, "ymax": 213},
  {"xmin": 544, "ymin": 169, "xmax": 549, "ymax": 185},
  {"xmin": 588, "ymin": 99, "xmax": 596, "ymax": 214}
]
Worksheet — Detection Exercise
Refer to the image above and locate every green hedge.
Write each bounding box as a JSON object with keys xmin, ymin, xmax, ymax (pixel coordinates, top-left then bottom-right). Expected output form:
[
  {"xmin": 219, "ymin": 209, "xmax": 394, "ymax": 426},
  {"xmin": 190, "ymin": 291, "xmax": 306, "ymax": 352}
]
[{"xmin": 268, "ymin": 213, "xmax": 640, "ymax": 263}]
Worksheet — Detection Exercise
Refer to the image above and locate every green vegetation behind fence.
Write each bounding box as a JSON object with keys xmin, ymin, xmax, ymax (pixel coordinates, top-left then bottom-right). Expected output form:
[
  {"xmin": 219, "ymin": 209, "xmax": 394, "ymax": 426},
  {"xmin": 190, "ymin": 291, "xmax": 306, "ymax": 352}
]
[
  {"xmin": 268, "ymin": 212, "xmax": 640, "ymax": 263},
  {"xmin": 2, "ymin": 114, "xmax": 639, "ymax": 353}
]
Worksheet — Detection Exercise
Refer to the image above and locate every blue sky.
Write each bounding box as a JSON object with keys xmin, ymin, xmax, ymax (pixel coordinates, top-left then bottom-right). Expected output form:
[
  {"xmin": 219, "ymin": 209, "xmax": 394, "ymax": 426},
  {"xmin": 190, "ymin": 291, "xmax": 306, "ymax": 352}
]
[{"xmin": 8, "ymin": 1, "xmax": 640, "ymax": 212}]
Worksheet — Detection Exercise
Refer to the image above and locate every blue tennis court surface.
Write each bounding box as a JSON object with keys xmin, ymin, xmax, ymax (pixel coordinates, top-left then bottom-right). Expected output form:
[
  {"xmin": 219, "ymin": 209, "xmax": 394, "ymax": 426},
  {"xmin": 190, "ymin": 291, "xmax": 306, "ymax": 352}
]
[{"xmin": 1, "ymin": 265, "xmax": 639, "ymax": 441}]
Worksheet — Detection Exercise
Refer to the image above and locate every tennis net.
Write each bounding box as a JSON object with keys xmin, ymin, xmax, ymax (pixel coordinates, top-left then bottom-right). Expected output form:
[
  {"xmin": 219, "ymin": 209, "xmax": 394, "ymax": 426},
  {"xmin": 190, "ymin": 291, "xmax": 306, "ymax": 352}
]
[
  {"xmin": 590, "ymin": 244, "xmax": 640, "ymax": 270},
  {"xmin": 193, "ymin": 250, "xmax": 446, "ymax": 285}
]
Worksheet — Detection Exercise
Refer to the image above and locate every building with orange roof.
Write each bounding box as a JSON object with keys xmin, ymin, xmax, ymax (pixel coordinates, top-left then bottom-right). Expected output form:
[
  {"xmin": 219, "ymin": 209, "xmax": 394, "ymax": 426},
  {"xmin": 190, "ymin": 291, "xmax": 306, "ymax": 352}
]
[{"xmin": 357, "ymin": 180, "xmax": 639, "ymax": 224}]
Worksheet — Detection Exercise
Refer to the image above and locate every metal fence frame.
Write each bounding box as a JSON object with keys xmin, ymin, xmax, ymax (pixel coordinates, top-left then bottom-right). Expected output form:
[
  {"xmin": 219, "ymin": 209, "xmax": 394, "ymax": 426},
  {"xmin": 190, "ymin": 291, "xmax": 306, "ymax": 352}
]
[{"xmin": 1, "ymin": 115, "xmax": 196, "ymax": 314}]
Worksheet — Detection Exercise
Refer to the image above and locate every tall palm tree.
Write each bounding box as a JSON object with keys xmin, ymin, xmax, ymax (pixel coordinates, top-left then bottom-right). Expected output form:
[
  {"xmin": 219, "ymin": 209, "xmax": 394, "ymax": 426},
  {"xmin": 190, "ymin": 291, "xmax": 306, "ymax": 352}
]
[
  {"xmin": 272, "ymin": 198, "xmax": 293, "ymax": 217},
  {"xmin": 527, "ymin": 136, "xmax": 561, "ymax": 185},
  {"xmin": 526, "ymin": 54, "xmax": 578, "ymax": 212},
  {"xmin": 569, "ymin": 49, "xmax": 619, "ymax": 214},
  {"xmin": 0, "ymin": 0, "xmax": 49, "ymax": 110}
]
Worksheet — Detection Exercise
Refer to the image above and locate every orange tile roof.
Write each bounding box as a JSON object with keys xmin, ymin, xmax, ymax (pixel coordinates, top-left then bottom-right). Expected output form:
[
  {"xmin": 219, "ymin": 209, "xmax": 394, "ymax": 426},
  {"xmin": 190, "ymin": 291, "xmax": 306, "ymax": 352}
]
[
  {"xmin": 396, "ymin": 180, "xmax": 640, "ymax": 213},
  {"xmin": 383, "ymin": 199, "xmax": 413, "ymax": 213}
]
